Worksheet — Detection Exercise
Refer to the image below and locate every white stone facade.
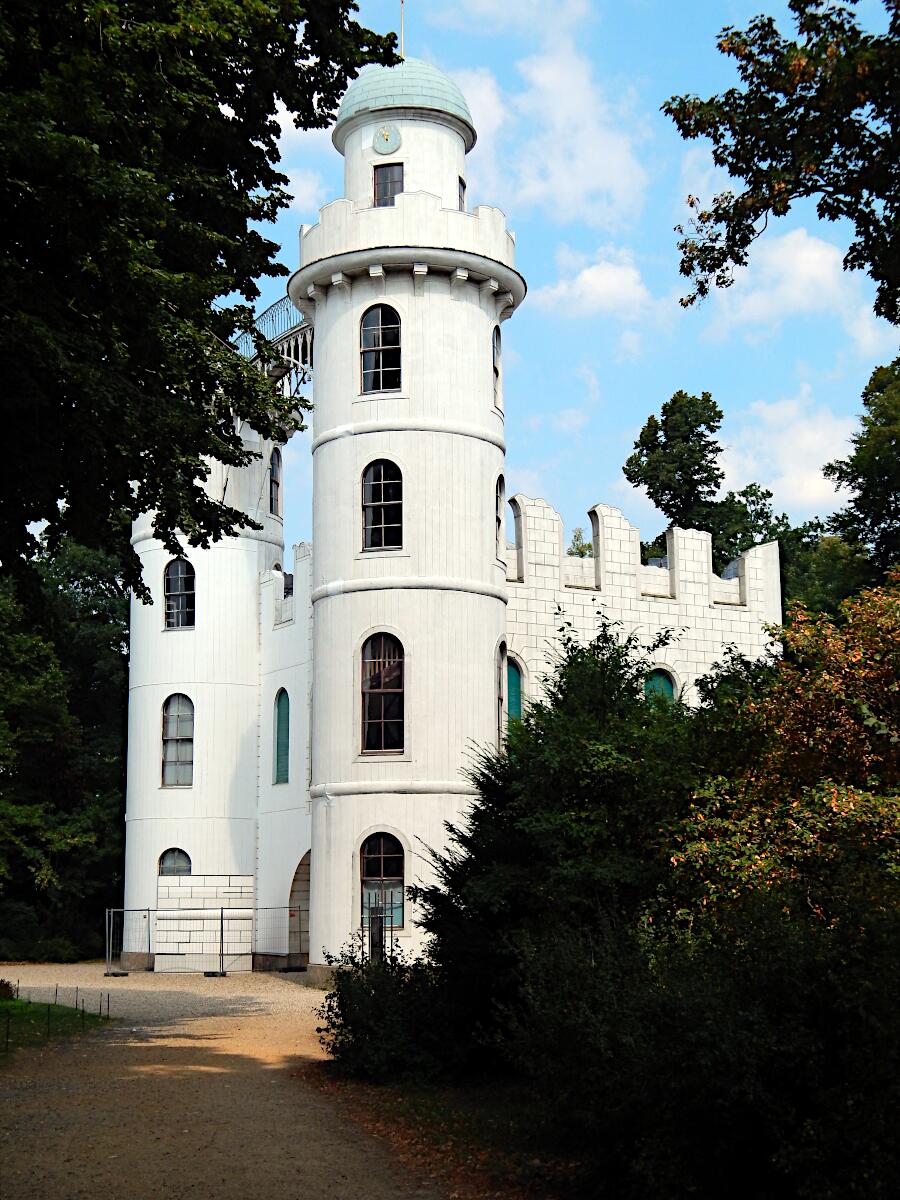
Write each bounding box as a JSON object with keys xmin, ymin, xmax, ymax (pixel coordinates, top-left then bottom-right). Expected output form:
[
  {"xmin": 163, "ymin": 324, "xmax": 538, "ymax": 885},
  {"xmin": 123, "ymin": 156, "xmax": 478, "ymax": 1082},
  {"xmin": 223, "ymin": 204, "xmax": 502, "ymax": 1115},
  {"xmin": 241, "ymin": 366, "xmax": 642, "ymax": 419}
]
[{"xmin": 122, "ymin": 61, "xmax": 780, "ymax": 972}]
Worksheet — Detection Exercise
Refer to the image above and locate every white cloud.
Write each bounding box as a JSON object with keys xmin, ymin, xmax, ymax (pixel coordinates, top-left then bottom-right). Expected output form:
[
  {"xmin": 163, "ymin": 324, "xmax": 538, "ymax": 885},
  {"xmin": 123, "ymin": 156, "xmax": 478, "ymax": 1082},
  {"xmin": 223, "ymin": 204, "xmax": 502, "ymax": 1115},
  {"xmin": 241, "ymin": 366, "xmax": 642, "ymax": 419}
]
[
  {"xmin": 708, "ymin": 228, "xmax": 897, "ymax": 356},
  {"xmin": 450, "ymin": 41, "xmax": 647, "ymax": 228},
  {"xmin": 506, "ymin": 467, "xmax": 546, "ymax": 499},
  {"xmin": 721, "ymin": 383, "xmax": 854, "ymax": 518},
  {"xmin": 511, "ymin": 42, "xmax": 647, "ymax": 227},
  {"xmin": 448, "ymin": 67, "xmax": 510, "ymax": 201},
  {"xmin": 533, "ymin": 246, "xmax": 651, "ymax": 318},
  {"xmin": 284, "ymin": 168, "xmax": 328, "ymax": 217},
  {"xmin": 429, "ymin": 0, "xmax": 589, "ymax": 35},
  {"xmin": 525, "ymin": 407, "xmax": 590, "ymax": 435}
]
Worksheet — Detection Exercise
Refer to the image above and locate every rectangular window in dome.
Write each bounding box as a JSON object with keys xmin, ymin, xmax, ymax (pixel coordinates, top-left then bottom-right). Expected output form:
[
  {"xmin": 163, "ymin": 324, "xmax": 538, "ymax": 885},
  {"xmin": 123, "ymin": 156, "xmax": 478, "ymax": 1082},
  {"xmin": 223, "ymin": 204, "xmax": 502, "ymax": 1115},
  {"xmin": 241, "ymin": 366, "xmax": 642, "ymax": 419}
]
[
  {"xmin": 374, "ymin": 163, "xmax": 404, "ymax": 208},
  {"xmin": 459, "ymin": 176, "xmax": 466, "ymax": 211}
]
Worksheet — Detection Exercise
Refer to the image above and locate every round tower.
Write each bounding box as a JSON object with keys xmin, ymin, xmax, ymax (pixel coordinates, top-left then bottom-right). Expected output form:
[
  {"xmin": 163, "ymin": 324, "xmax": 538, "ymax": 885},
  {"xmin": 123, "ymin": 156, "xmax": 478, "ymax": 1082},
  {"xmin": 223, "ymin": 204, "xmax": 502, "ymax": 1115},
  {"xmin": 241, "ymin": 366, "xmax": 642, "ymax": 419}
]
[
  {"xmin": 124, "ymin": 428, "xmax": 287, "ymax": 921},
  {"xmin": 288, "ymin": 59, "xmax": 526, "ymax": 963}
]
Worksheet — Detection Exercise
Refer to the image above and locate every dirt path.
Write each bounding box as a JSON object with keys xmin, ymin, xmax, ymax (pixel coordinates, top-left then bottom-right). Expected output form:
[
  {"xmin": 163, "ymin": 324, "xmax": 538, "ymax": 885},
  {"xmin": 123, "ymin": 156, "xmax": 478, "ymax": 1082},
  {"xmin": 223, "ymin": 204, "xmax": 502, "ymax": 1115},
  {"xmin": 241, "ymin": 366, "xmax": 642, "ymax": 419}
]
[{"xmin": 0, "ymin": 964, "xmax": 445, "ymax": 1200}]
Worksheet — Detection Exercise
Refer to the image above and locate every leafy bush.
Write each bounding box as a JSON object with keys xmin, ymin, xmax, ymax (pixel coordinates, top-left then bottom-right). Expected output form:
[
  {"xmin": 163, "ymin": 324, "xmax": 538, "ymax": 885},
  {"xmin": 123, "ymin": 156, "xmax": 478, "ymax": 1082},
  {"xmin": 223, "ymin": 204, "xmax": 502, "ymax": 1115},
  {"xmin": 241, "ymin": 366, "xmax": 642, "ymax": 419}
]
[
  {"xmin": 0, "ymin": 978, "xmax": 15, "ymax": 1000},
  {"xmin": 317, "ymin": 940, "xmax": 449, "ymax": 1081},
  {"xmin": 319, "ymin": 582, "xmax": 900, "ymax": 1197}
]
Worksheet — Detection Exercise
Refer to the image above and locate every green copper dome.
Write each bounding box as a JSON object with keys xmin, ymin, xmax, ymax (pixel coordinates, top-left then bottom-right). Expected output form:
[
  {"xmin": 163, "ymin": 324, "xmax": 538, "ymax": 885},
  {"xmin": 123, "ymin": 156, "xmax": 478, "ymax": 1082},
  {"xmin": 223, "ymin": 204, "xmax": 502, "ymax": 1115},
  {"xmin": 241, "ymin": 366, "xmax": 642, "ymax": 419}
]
[{"xmin": 333, "ymin": 58, "xmax": 476, "ymax": 150}]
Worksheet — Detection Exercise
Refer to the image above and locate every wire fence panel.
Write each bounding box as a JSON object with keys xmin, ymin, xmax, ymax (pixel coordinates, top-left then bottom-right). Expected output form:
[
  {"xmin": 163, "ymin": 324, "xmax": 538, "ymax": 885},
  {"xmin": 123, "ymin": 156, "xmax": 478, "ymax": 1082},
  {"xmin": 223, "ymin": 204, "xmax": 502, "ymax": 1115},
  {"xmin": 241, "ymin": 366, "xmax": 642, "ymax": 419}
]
[
  {"xmin": 154, "ymin": 908, "xmax": 252, "ymax": 974},
  {"xmin": 105, "ymin": 907, "xmax": 308, "ymax": 974},
  {"xmin": 106, "ymin": 908, "xmax": 153, "ymax": 974}
]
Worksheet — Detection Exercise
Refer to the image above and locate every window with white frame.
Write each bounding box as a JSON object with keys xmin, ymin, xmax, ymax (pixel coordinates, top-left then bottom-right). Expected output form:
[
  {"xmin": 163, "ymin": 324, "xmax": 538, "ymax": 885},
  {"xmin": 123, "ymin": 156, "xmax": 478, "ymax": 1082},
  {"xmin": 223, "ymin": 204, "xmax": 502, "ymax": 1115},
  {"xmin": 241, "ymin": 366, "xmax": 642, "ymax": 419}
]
[
  {"xmin": 164, "ymin": 558, "xmax": 195, "ymax": 629},
  {"xmin": 360, "ymin": 833, "xmax": 404, "ymax": 930},
  {"xmin": 360, "ymin": 305, "xmax": 401, "ymax": 393},
  {"xmin": 158, "ymin": 847, "xmax": 191, "ymax": 876},
  {"xmin": 362, "ymin": 460, "xmax": 403, "ymax": 550},
  {"xmin": 161, "ymin": 693, "xmax": 194, "ymax": 786},
  {"xmin": 361, "ymin": 634, "xmax": 404, "ymax": 753}
]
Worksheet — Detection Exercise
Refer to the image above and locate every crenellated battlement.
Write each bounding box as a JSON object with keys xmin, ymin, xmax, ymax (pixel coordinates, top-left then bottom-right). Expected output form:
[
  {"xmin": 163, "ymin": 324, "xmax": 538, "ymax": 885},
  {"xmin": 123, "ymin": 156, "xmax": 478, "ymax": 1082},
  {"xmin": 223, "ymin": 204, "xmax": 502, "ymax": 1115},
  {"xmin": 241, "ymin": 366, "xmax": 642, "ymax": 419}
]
[
  {"xmin": 506, "ymin": 495, "xmax": 780, "ymax": 618},
  {"xmin": 299, "ymin": 192, "xmax": 517, "ymax": 270},
  {"xmin": 504, "ymin": 495, "xmax": 781, "ymax": 703}
]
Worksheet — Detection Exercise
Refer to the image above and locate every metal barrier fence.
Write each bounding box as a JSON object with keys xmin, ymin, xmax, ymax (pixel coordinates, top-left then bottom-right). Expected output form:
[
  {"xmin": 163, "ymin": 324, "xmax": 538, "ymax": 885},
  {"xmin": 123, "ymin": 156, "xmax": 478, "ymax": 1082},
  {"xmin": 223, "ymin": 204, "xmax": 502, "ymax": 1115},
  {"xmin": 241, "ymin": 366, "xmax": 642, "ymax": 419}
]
[{"xmin": 105, "ymin": 907, "xmax": 308, "ymax": 976}]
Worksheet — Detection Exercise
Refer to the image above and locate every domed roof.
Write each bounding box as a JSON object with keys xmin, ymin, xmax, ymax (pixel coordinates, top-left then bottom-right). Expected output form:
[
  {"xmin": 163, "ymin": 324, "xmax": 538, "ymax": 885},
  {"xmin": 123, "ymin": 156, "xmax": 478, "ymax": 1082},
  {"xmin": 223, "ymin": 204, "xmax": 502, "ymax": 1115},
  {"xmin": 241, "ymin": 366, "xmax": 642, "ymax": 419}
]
[{"xmin": 333, "ymin": 58, "xmax": 476, "ymax": 150}]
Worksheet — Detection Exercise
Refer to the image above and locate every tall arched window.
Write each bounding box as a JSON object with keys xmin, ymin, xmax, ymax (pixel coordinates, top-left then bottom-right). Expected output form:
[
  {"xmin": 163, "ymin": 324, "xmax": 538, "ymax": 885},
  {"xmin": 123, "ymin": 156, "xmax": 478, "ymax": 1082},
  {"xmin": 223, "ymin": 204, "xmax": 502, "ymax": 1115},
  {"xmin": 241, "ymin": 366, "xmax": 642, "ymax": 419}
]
[
  {"xmin": 644, "ymin": 669, "xmax": 676, "ymax": 703},
  {"xmin": 495, "ymin": 475, "xmax": 505, "ymax": 559},
  {"xmin": 164, "ymin": 558, "xmax": 195, "ymax": 629},
  {"xmin": 362, "ymin": 460, "xmax": 403, "ymax": 550},
  {"xmin": 159, "ymin": 848, "xmax": 191, "ymax": 876},
  {"xmin": 492, "ymin": 325, "xmax": 502, "ymax": 404},
  {"xmin": 162, "ymin": 693, "xmax": 194, "ymax": 786},
  {"xmin": 507, "ymin": 658, "xmax": 523, "ymax": 722},
  {"xmin": 362, "ymin": 634, "xmax": 404, "ymax": 753},
  {"xmin": 361, "ymin": 833, "xmax": 404, "ymax": 930},
  {"xmin": 361, "ymin": 305, "xmax": 401, "ymax": 393},
  {"xmin": 274, "ymin": 689, "xmax": 290, "ymax": 784},
  {"xmin": 497, "ymin": 641, "xmax": 507, "ymax": 746},
  {"xmin": 269, "ymin": 448, "xmax": 282, "ymax": 516}
]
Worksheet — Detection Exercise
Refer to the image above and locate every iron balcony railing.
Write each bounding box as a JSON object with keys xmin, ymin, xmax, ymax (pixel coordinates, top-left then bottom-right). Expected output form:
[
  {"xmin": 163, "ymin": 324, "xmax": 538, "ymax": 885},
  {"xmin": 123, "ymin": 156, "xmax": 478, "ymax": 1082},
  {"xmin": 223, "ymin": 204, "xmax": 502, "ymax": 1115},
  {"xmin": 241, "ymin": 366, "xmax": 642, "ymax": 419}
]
[{"xmin": 233, "ymin": 295, "xmax": 313, "ymax": 394}]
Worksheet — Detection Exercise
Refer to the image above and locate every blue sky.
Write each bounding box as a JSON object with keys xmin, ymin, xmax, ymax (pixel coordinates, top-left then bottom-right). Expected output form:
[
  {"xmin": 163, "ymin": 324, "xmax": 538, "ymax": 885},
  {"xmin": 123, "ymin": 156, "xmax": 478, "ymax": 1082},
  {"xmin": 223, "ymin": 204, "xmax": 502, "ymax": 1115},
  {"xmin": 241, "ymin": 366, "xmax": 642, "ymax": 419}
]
[{"xmin": 263, "ymin": 0, "xmax": 898, "ymax": 553}]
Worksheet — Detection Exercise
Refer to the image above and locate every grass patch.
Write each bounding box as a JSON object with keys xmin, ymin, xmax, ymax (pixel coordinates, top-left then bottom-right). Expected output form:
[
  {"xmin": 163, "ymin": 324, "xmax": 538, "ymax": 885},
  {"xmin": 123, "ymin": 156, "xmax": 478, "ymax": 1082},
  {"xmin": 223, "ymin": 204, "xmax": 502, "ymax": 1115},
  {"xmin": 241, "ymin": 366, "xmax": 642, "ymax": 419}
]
[{"xmin": 0, "ymin": 998, "xmax": 106, "ymax": 1061}]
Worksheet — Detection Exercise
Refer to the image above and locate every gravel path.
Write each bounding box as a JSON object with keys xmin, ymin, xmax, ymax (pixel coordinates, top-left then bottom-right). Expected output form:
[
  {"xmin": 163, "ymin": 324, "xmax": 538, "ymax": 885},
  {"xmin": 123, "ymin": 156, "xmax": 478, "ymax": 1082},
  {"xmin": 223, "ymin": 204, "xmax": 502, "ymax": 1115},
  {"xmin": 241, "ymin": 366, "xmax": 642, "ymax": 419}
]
[{"xmin": 0, "ymin": 963, "xmax": 446, "ymax": 1200}]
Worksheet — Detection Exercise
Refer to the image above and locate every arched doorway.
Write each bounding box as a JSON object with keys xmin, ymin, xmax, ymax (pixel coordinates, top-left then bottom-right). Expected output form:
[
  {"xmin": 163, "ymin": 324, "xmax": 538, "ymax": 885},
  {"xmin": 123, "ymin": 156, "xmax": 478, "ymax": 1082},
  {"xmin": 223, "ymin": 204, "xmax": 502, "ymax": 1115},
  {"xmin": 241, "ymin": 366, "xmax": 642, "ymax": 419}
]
[{"xmin": 289, "ymin": 852, "xmax": 310, "ymax": 966}]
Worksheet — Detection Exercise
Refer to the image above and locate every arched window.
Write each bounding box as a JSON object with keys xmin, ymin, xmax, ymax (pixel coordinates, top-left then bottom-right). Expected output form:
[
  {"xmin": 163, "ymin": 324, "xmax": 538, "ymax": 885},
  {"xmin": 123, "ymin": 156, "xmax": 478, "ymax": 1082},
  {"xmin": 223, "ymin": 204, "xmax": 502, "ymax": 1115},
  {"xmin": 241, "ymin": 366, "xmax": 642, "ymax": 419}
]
[
  {"xmin": 164, "ymin": 558, "xmax": 195, "ymax": 629},
  {"xmin": 497, "ymin": 641, "xmax": 507, "ymax": 746},
  {"xmin": 362, "ymin": 460, "xmax": 403, "ymax": 550},
  {"xmin": 492, "ymin": 325, "xmax": 501, "ymax": 403},
  {"xmin": 507, "ymin": 658, "xmax": 523, "ymax": 722},
  {"xmin": 361, "ymin": 832, "xmax": 404, "ymax": 930},
  {"xmin": 644, "ymin": 669, "xmax": 676, "ymax": 703},
  {"xmin": 162, "ymin": 693, "xmax": 194, "ymax": 786},
  {"xmin": 269, "ymin": 448, "xmax": 282, "ymax": 516},
  {"xmin": 495, "ymin": 475, "xmax": 505, "ymax": 559},
  {"xmin": 274, "ymin": 689, "xmax": 290, "ymax": 784},
  {"xmin": 158, "ymin": 848, "xmax": 191, "ymax": 876},
  {"xmin": 361, "ymin": 305, "xmax": 401, "ymax": 393},
  {"xmin": 362, "ymin": 634, "xmax": 404, "ymax": 753}
]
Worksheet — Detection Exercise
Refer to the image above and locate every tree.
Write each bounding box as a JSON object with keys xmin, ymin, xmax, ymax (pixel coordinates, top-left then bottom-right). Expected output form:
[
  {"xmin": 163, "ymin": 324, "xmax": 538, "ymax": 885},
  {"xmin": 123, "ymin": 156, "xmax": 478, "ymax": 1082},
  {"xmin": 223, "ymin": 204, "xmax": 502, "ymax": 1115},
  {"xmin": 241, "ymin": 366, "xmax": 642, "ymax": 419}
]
[
  {"xmin": 664, "ymin": 1, "xmax": 900, "ymax": 324},
  {"xmin": 0, "ymin": 540, "xmax": 129, "ymax": 959},
  {"xmin": 567, "ymin": 528, "xmax": 594, "ymax": 557},
  {"xmin": 624, "ymin": 390, "xmax": 724, "ymax": 527},
  {"xmin": 0, "ymin": 2, "xmax": 396, "ymax": 591},
  {"xmin": 624, "ymin": 390, "xmax": 794, "ymax": 573},
  {"xmin": 825, "ymin": 357, "xmax": 900, "ymax": 572}
]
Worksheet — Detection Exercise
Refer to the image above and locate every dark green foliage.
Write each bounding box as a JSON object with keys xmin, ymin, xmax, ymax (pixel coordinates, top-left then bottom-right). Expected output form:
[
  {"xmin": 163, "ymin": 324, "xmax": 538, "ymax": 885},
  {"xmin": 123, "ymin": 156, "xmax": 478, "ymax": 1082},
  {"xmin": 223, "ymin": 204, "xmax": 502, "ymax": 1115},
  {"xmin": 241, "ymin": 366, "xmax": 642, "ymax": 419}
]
[
  {"xmin": 317, "ymin": 941, "xmax": 451, "ymax": 1082},
  {"xmin": 319, "ymin": 589, "xmax": 900, "ymax": 1198},
  {"xmin": 624, "ymin": 389, "xmax": 725, "ymax": 527},
  {"xmin": 625, "ymin": 385, "xmax": 881, "ymax": 604},
  {"xmin": 0, "ymin": 2, "xmax": 396, "ymax": 590},
  {"xmin": 664, "ymin": 1, "xmax": 900, "ymax": 325},
  {"xmin": 0, "ymin": 543, "xmax": 128, "ymax": 959},
  {"xmin": 624, "ymin": 389, "xmax": 796, "ymax": 573},
  {"xmin": 825, "ymin": 357, "xmax": 900, "ymax": 573}
]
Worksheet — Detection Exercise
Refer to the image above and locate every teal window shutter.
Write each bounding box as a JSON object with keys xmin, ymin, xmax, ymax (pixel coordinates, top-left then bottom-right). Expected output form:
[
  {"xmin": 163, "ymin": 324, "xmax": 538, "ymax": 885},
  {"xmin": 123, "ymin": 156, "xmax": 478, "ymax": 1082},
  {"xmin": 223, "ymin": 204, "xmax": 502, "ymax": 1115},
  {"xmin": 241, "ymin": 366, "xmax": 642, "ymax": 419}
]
[
  {"xmin": 274, "ymin": 689, "xmax": 290, "ymax": 783},
  {"xmin": 644, "ymin": 669, "xmax": 675, "ymax": 703},
  {"xmin": 507, "ymin": 659, "xmax": 522, "ymax": 721}
]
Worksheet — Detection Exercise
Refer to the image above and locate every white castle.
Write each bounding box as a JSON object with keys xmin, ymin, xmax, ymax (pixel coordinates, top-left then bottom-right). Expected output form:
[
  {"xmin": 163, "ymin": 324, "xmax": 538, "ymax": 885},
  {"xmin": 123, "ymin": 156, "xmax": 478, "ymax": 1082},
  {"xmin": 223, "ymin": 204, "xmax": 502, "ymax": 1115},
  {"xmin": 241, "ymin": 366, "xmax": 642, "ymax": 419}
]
[{"xmin": 123, "ymin": 60, "xmax": 781, "ymax": 976}]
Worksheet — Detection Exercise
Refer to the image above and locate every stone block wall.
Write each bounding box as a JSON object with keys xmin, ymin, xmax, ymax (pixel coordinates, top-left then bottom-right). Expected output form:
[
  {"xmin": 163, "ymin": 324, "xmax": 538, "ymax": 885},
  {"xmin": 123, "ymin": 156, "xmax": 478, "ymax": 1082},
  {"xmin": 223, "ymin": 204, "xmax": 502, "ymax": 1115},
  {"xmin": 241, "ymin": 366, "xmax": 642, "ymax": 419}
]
[
  {"xmin": 505, "ymin": 495, "xmax": 780, "ymax": 706},
  {"xmin": 154, "ymin": 874, "xmax": 254, "ymax": 972}
]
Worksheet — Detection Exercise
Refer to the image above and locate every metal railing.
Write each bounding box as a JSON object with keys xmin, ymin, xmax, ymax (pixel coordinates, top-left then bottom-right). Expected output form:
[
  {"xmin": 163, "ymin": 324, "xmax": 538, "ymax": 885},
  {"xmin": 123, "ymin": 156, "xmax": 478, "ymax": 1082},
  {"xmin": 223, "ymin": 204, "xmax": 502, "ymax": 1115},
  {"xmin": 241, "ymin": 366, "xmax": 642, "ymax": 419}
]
[{"xmin": 233, "ymin": 295, "xmax": 312, "ymax": 362}]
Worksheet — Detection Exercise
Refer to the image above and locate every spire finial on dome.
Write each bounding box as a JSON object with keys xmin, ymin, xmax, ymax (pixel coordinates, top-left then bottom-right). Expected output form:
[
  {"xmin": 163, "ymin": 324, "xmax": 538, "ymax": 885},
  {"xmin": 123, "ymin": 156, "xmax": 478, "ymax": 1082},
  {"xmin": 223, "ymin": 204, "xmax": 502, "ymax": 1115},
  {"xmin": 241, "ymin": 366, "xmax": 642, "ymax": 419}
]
[{"xmin": 400, "ymin": 0, "xmax": 405, "ymax": 60}]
